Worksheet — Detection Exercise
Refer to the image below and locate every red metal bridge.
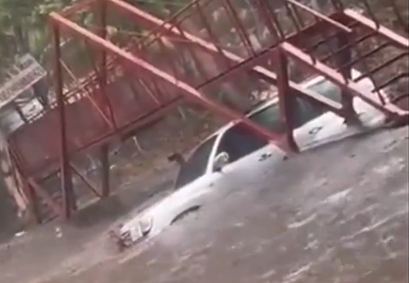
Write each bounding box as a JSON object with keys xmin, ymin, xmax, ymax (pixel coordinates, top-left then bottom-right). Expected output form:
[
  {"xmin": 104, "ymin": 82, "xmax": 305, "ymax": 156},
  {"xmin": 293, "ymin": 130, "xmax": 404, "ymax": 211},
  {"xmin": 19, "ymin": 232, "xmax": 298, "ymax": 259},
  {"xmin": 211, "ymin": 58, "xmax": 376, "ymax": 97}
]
[{"xmin": 6, "ymin": 0, "xmax": 408, "ymax": 222}]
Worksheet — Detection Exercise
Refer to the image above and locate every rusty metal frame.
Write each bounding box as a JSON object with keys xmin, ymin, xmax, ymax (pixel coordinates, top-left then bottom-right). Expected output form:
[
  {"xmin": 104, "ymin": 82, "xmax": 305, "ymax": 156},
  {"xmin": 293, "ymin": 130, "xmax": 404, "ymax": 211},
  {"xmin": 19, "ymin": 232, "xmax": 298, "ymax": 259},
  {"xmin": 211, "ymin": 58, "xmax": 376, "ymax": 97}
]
[
  {"xmin": 49, "ymin": 13, "xmax": 285, "ymax": 143},
  {"xmin": 52, "ymin": 24, "xmax": 75, "ymax": 219},
  {"xmin": 105, "ymin": 0, "xmax": 407, "ymax": 116},
  {"xmin": 6, "ymin": 0, "xmax": 408, "ymax": 221},
  {"xmin": 344, "ymin": 9, "xmax": 409, "ymax": 49},
  {"xmin": 105, "ymin": 0, "xmax": 357, "ymax": 135},
  {"xmin": 45, "ymin": 7, "xmax": 285, "ymax": 220}
]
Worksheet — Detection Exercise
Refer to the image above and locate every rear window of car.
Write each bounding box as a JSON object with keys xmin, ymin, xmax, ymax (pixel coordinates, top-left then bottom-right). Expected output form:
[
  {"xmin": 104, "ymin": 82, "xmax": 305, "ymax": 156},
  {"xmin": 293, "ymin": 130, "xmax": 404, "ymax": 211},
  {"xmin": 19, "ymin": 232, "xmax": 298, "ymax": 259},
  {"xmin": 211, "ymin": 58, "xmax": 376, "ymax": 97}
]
[{"xmin": 249, "ymin": 79, "xmax": 341, "ymax": 132}]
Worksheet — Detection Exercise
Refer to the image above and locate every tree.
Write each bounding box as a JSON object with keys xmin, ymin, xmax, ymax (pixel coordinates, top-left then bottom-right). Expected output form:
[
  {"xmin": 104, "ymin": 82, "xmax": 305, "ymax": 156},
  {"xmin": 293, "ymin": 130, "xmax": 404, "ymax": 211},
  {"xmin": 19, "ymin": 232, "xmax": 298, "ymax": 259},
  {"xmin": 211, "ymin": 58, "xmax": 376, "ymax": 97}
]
[{"xmin": 0, "ymin": 0, "xmax": 76, "ymax": 69}]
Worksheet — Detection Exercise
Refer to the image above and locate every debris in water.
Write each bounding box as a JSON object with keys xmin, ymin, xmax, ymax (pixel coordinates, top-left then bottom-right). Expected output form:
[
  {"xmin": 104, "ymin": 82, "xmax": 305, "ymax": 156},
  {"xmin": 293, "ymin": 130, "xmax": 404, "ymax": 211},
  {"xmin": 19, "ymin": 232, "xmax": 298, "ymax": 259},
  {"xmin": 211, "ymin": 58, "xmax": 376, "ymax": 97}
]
[
  {"xmin": 282, "ymin": 263, "xmax": 312, "ymax": 283},
  {"xmin": 55, "ymin": 227, "xmax": 63, "ymax": 238},
  {"xmin": 14, "ymin": 231, "xmax": 26, "ymax": 238},
  {"xmin": 288, "ymin": 213, "xmax": 317, "ymax": 229},
  {"xmin": 323, "ymin": 189, "xmax": 352, "ymax": 205}
]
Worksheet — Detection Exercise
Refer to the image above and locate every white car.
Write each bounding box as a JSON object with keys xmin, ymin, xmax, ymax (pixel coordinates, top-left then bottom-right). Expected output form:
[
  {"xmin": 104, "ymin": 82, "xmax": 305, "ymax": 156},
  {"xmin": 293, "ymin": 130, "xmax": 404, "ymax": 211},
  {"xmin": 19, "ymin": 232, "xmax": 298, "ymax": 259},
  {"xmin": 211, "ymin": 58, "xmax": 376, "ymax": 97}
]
[{"xmin": 118, "ymin": 70, "xmax": 386, "ymax": 245}]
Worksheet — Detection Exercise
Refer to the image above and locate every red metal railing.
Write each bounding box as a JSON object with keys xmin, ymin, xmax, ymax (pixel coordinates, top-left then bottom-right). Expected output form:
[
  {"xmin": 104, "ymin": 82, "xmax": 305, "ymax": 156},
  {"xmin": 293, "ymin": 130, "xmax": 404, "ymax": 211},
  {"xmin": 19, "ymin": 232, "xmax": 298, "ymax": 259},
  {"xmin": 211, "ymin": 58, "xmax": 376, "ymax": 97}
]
[{"xmin": 7, "ymin": 0, "xmax": 408, "ymax": 221}]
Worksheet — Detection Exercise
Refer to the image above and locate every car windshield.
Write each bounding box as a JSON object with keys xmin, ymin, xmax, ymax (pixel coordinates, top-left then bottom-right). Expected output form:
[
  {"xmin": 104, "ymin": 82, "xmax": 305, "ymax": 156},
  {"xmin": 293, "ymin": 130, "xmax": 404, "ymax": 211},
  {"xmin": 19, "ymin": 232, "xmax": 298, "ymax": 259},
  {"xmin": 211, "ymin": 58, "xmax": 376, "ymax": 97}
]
[
  {"xmin": 174, "ymin": 135, "xmax": 217, "ymax": 188},
  {"xmin": 215, "ymin": 123, "xmax": 269, "ymax": 163}
]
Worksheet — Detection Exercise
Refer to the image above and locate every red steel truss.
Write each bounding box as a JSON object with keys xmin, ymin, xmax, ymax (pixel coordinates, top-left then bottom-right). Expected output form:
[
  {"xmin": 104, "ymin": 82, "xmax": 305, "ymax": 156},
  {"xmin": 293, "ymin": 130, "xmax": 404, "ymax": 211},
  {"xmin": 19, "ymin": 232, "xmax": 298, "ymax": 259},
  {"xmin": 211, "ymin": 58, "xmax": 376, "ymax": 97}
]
[{"xmin": 6, "ymin": 0, "xmax": 408, "ymax": 221}]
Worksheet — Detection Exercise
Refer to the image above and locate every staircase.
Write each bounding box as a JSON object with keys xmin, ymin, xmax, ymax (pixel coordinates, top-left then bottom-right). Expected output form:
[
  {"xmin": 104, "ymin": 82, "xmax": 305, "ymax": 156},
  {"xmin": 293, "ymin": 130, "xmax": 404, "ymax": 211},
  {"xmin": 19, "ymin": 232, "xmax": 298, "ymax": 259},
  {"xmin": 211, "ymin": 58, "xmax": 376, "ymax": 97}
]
[{"xmin": 9, "ymin": 0, "xmax": 408, "ymax": 221}]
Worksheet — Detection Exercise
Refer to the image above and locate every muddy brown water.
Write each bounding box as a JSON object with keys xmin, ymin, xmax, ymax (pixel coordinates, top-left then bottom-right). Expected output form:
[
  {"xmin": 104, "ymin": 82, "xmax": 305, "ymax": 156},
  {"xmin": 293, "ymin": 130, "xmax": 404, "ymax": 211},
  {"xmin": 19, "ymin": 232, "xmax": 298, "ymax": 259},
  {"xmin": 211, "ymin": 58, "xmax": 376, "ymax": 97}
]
[{"xmin": 1, "ymin": 127, "xmax": 408, "ymax": 283}]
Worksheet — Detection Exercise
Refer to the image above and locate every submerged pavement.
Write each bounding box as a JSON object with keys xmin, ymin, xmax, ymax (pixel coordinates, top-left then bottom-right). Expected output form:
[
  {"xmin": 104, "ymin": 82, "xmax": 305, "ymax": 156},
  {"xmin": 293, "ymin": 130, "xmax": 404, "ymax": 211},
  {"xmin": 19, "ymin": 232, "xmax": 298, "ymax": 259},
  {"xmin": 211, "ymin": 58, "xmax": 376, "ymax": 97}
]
[{"xmin": 42, "ymin": 127, "xmax": 408, "ymax": 283}]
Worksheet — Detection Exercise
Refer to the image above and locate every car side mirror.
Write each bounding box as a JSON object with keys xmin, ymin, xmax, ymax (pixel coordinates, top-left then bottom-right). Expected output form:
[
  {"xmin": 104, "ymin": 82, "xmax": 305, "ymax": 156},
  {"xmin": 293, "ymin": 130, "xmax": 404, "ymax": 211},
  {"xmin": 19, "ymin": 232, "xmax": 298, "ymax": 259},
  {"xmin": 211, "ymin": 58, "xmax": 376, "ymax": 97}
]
[
  {"xmin": 168, "ymin": 152, "xmax": 185, "ymax": 165},
  {"xmin": 213, "ymin": 152, "xmax": 229, "ymax": 172}
]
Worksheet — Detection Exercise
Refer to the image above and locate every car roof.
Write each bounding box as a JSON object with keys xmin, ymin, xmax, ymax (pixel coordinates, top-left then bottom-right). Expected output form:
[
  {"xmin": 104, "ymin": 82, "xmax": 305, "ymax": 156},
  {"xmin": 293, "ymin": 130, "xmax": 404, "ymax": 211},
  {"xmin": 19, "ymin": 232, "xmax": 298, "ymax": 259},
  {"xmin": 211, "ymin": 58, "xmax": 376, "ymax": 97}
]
[{"xmin": 193, "ymin": 73, "xmax": 329, "ymax": 149}]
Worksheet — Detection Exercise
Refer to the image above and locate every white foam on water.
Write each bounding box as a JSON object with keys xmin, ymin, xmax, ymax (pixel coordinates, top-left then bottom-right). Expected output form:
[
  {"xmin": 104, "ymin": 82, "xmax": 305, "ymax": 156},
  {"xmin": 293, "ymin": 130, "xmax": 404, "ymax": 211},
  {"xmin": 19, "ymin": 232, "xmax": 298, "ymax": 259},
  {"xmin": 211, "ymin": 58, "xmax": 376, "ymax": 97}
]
[{"xmin": 288, "ymin": 213, "xmax": 317, "ymax": 229}]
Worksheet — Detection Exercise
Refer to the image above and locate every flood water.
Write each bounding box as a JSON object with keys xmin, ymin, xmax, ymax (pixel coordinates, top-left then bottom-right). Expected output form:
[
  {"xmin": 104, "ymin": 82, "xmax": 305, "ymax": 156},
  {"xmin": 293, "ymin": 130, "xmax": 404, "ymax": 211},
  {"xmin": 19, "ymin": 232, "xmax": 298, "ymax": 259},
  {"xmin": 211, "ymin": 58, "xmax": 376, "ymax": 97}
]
[{"xmin": 38, "ymin": 127, "xmax": 408, "ymax": 283}]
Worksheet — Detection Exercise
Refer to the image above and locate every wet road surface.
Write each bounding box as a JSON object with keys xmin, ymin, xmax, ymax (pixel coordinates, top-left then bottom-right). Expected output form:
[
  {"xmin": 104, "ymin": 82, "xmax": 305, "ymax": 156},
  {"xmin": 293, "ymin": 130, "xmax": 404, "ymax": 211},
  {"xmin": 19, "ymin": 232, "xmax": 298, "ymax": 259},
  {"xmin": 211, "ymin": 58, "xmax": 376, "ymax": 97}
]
[{"xmin": 40, "ymin": 127, "xmax": 408, "ymax": 283}]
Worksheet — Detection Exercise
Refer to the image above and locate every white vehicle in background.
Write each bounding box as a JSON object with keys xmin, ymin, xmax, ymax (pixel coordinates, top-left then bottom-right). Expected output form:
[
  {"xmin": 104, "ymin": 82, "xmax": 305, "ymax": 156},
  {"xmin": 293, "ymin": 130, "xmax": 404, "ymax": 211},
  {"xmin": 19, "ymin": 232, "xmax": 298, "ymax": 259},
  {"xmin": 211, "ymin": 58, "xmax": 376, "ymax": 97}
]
[{"xmin": 117, "ymin": 69, "xmax": 387, "ymax": 246}]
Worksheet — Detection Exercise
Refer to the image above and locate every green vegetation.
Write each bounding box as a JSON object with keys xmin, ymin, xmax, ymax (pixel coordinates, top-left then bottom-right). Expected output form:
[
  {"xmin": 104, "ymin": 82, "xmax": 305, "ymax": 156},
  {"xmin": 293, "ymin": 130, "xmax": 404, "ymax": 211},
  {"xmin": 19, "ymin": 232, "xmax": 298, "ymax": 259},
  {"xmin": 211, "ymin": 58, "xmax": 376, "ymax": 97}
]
[
  {"xmin": 0, "ymin": 0, "xmax": 68, "ymax": 65},
  {"xmin": 0, "ymin": 0, "xmax": 190, "ymax": 73}
]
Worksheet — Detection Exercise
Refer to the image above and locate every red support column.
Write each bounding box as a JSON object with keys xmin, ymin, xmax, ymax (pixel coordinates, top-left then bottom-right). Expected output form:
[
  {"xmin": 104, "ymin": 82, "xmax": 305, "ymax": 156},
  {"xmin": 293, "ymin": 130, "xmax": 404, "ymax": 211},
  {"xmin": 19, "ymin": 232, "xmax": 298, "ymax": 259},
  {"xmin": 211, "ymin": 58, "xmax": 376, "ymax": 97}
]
[
  {"xmin": 52, "ymin": 23, "xmax": 75, "ymax": 219},
  {"xmin": 334, "ymin": 29, "xmax": 356, "ymax": 123},
  {"xmin": 96, "ymin": 0, "xmax": 111, "ymax": 198},
  {"xmin": 275, "ymin": 48, "xmax": 299, "ymax": 153},
  {"xmin": 100, "ymin": 144, "xmax": 110, "ymax": 198},
  {"xmin": 26, "ymin": 181, "xmax": 41, "ymax": 223}
]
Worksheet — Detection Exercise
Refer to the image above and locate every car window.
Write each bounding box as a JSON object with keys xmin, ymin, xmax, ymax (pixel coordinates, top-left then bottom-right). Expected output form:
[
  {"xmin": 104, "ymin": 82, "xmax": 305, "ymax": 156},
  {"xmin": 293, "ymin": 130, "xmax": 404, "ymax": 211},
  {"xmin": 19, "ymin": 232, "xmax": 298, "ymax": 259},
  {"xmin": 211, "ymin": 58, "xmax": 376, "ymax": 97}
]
[
  {"xmin": 250, "ymin": 79, "xmax": 342, "ymax": 132},
  {"xmin": 249, "ymin": 102, "xmax": 285, "ymax": 133},
  {"xmin": 296, "ymin": 79, "xmax": 341, "ymax": 123},
  {"xmin": 174, "ymin": 136, "xmax": 217, "ymax": 188},
  {"xmin": 213, "ymin": 79, "xmax": 342, "ymax": 164},
  {"xmin": 216, "ymin": 123, "xmax": 268, "ymax": 163}
]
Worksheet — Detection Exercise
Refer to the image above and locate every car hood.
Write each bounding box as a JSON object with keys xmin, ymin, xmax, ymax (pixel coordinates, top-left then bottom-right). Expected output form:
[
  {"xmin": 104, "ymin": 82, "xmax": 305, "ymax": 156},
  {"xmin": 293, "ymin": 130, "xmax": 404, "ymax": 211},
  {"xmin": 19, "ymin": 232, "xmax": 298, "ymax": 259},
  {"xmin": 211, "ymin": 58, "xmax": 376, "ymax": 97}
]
[{"xmin": 120, "ymin": 174, "xmax": 216, "ymax": 241}]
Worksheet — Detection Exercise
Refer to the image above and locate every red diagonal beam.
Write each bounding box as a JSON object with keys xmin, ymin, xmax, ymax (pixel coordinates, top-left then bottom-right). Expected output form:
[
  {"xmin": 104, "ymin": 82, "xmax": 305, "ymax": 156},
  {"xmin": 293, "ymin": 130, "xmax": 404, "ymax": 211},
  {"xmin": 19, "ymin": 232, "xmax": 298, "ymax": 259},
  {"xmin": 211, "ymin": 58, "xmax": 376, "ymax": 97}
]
[
  {"xmin": 60, "ymin": 0, "xmax": 347, "ymax": 109},
  {"xmin": 343, "ymin": 9, "xmax": 409, "ymax": 49},
  {"xmin": 107, "ymin": 0, "xmax": 338, "ymax": 64},
  {"xmin": 106, "ymin": 0, "xmax": 347, "ymax": 116},
  {"xmin": 49, "ymin": 13, "xmax": 286, "ymax": 149},
  {"xmin": 197, "ymin": 44, "xmax": 347, "ymax": 117},
  {"xmin": 64, "ymin": 1, "xmax": 342, "ymax": 95},
  {"xmin": 281, "ymin": 42, "xmax": 408, "ymax": 116}
]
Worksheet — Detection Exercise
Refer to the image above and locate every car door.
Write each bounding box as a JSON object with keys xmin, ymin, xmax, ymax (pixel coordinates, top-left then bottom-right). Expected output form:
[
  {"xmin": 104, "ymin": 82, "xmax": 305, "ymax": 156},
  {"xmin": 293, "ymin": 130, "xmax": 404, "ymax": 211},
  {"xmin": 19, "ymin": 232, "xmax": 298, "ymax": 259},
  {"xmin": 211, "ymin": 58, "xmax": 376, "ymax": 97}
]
[
  {"xmin": 209, "ymin": 123, "xmax": 287, "ymax": 196},
  {"xmin": 153, "ymin": 135, "xmax": 224, "ymax": 227},
  {"xmin": 293, "ymin": 77, "xmax": 386, "ymax": 149}
]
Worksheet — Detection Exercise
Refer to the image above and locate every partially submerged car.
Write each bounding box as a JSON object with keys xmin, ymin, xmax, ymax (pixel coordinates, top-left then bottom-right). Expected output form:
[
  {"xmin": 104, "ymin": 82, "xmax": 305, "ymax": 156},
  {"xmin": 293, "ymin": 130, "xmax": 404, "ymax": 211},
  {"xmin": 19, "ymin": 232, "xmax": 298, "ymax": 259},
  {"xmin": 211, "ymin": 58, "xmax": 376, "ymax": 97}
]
[{"xmin": 117, "ymin": 69, "xmax": 387, "ymax": 246}]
